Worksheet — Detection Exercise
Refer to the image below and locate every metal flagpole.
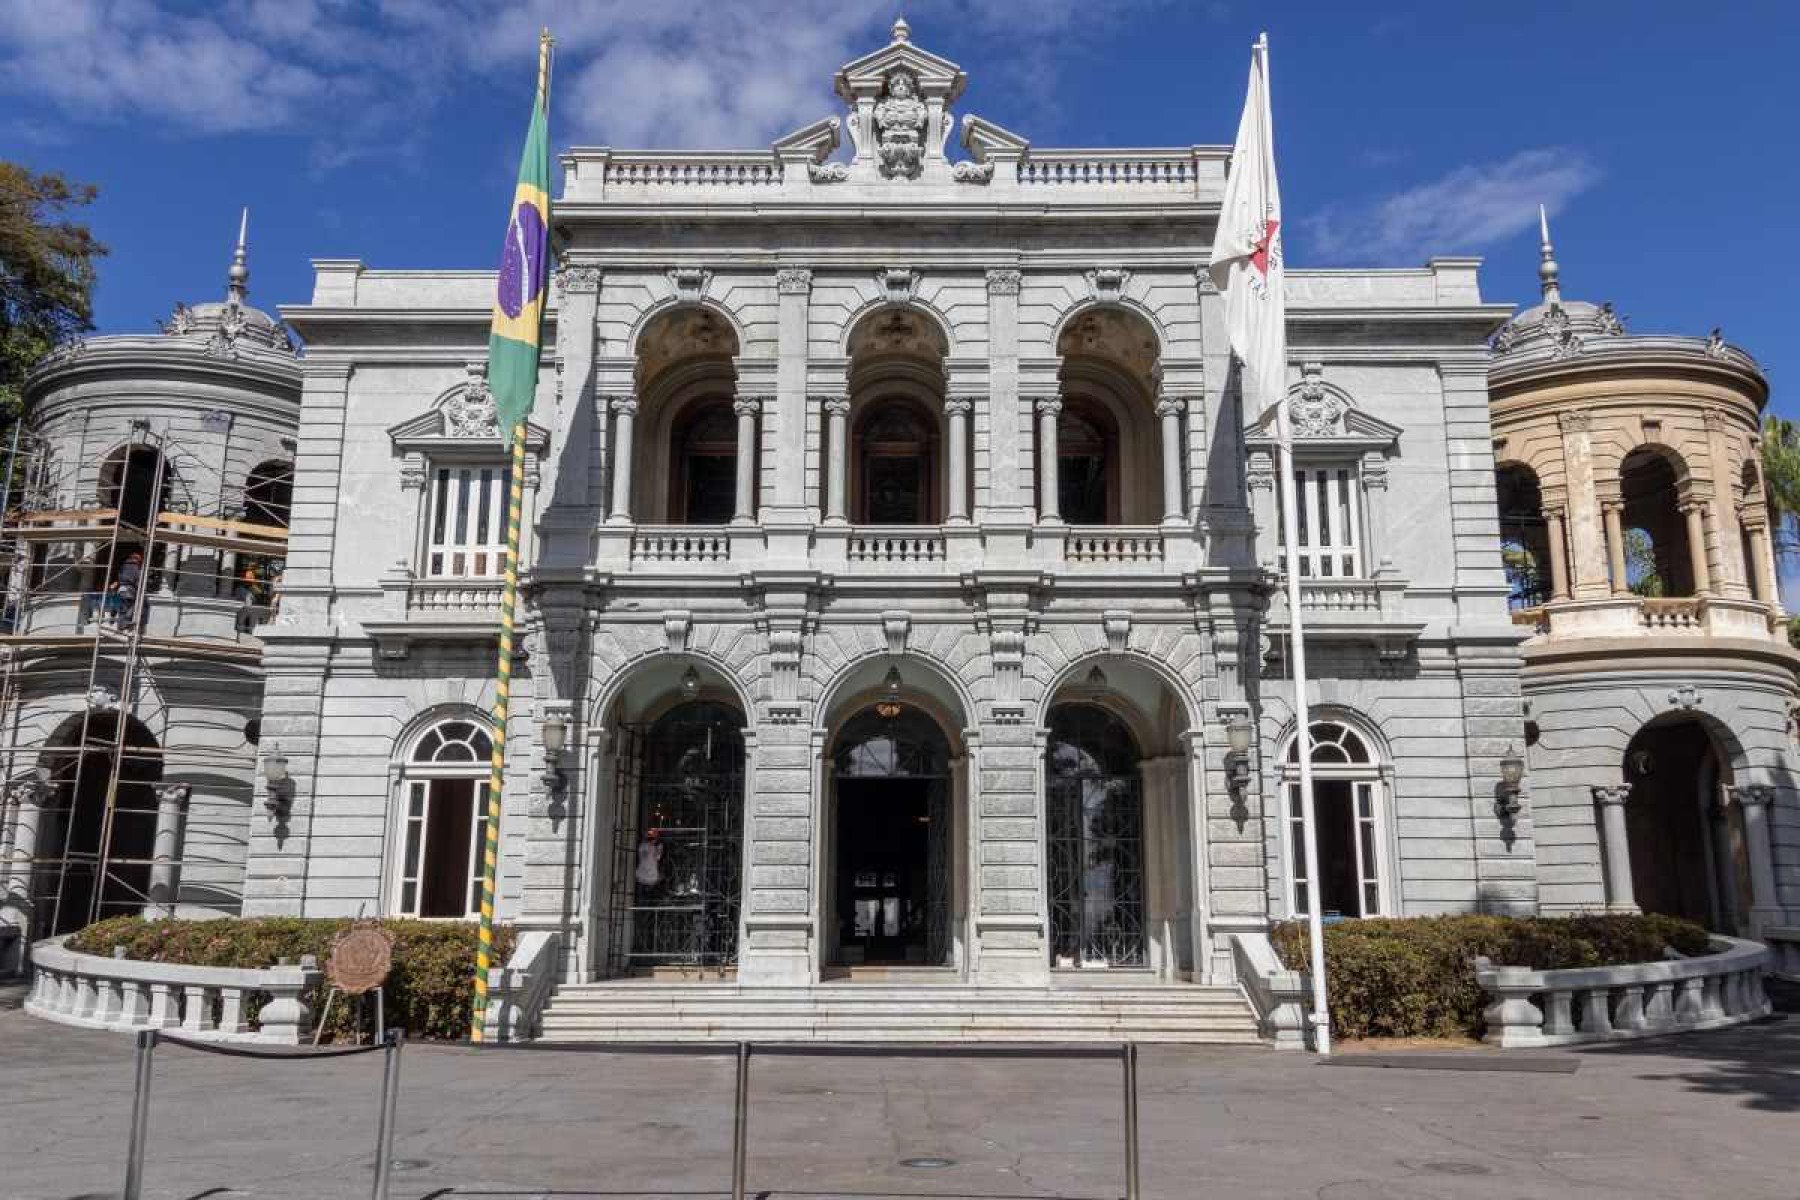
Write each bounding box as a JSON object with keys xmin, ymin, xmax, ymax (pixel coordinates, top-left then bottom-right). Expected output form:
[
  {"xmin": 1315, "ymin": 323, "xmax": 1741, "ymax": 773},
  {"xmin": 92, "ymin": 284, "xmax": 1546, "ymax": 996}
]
[
  {"xmin": 1277, "ymin": 436, "xmax": 1330, "ymax": 1056},
  {"xmin": 470, "ymin": 29, "xmax": 553, "ymax": 1042}
]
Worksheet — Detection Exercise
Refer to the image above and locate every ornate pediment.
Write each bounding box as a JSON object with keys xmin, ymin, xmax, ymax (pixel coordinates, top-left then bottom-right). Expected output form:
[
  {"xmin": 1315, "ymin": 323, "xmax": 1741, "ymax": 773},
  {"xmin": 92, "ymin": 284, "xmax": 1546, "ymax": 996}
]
[
  {"xmin": 388, "ymin": 363, "xmax": 551, "ymax": 453},
  {"xmin": 825, "ymin": 19, "xmax": 972, "ymax": 182},
  {"xmin": 1243, "ymin": 363, "xmax": 1402, "ymax": 449}
]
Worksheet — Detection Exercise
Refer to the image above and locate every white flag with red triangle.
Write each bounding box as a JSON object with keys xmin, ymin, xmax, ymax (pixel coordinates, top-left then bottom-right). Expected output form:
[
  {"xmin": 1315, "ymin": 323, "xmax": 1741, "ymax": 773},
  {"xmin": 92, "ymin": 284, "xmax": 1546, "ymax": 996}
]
[{"xmin": 1208, "ymin": 33, "xmax": 1287, "ymax": 443}]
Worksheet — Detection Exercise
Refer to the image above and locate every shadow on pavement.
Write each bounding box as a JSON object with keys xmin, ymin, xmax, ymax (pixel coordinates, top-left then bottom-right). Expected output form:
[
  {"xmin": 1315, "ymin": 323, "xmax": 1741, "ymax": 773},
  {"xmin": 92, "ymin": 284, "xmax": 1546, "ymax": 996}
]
[{"xmin": 1567, "ymin": 976, "xmax": 1800, "ymax": 1113}]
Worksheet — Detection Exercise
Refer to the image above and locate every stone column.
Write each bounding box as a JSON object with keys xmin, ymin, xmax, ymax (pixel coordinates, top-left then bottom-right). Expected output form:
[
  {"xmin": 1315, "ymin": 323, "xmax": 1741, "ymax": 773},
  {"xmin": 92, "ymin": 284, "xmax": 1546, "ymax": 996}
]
[
  {"xmin": 1702, "ymin": 409, "xmax": 1751, "ymax": 596},
  {"xmin": 1155, "ymin": 396, "xmax": 1185, "ymax": 525},
  {"xmin": 1559, "ymin": 411, "xmax": 1611, "ymax": 598},
  {"xmin": 1682, "ymin": 502, "xmax": 1712, "ymax": 595},
  {"xmin": 1601, "ymin": 501, "xmax": 1630, "ymax": 596},
  {"xmin": 1544, "ymin": 507, "xmax": 1572, "ymax": 601},
  {"xmin": 731, "ymin": 397, "xmax": 759, "ymax": 524},
  {"xmin": 1035, "ymin": 397, "xmax": 1062, "ymax": 524},
  {"xmin": 2, "ymin": 779, "xmax": 46, "ymax": 915},
  {"xmin": 1246, "ymin": 450, "xmax": 1277, "ymax": 571},
  {"xmin": 823, "ymin": 397, "xmax": 850, "ymax": 525},
  {"xmin": 1747, "ymin": 518, "xmax": 1779, "ymax": 607},
  {"xmin": 771, "ymin": 268, "xmax": 813, "ymax": 523},
  {"xmin": 984, "ymin": 269, "xmax": 1028, "ymax": 520},
  {"xmin": 1729, "ymin": 785, "xmax": 1784, "ymax": 931},
  {"xmin": 146, "ymin": 783, "xmax": 191, "ymax": 917},
  {"xmin": 607, "ymin": 397, "xmax": 638, "ymax": 524},
  {"xmin": 1361, "ymin": 455, "xmax": 1394, "ymax": 575},
  {"xmin": 1708, "ymin": 793, "xmax": 1740, "ymax": 932},
  {"xmin": 1592, "ymin": 784, "xmax": 1637, "ymax": 912},
  {"xmin": 944, "ymin": 398, "xmax": 972, "ymax": 525}
]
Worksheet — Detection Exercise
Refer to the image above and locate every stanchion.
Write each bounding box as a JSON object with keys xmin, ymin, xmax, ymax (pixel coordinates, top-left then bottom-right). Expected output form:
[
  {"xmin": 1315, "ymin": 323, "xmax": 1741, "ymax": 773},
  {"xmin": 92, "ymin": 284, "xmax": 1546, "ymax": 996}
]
[
  {"xmin": 371, "ymin": 1028, "xmax": 405, "ymax": 1200},
  {"xmin": 122, "ymin": 1028, "xmax": 158, "ymax": 1200},
  {"xmin": 1121, "ymin": 1041, "xmax": 1140, "ymax": 1200},
  {"xmin": 730, "ymin": 1041, "xmax": 750, "ymax": 1200}
]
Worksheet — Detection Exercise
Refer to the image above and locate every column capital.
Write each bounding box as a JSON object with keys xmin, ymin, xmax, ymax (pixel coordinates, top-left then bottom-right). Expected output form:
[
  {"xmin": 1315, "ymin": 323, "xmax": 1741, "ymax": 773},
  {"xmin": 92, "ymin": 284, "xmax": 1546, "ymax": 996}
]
[
  {"xmin": 1557, "ymin": 409, "xmax": 1595, "ymax": 435},
  {"xmin": 609, "ymin": 396, "xmax": 639, "ymax": 416},
  {"xmin": 1728, "ymin": 784, "xmax": 1775, "ymax": 810},
  {"xmin": 153, "ymin": 782, "xmax": 192, "ymax": 809},
  {"xmin": 821, "ymin": 396, "xmax": 851, "ymax": 417},
  {"xmin": 985, "ymin": 268, "xmax": 1022, "ymax": 295},
  {"xmin": 1155, "ymin": 396, "xmax": 1184, "ymax": 419},
  {"xmin": 1034, "ymin": 396, "xmax": 1063, "ymax": 417},
  {"xmin": 775, "ymin": 267, "xmax": 814, "ymax": 295},
  {"xmin": 733, "ymin": 396, "xmax": 763, "ymax": 417},
  {"xmin": 943, "ymin": 397, "xmax": 974, "ymax": 417},
  {"xmin": 1591, "ymin": 784, "xmax": 1632, "ymax": 807},
  {"xmin": 554, "ymin": 265, "xmax": 602, "ymax": 295}
]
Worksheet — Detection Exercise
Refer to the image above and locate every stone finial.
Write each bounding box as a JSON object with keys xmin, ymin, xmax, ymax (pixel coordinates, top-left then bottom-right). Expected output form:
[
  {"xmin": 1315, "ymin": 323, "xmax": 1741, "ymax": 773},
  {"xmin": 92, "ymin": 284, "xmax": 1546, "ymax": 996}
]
[
  {"xmin": 1537, "ymin": 203, "xmax": 1561, "ymax": 305},
  {"xmin": 228, "ymin": 207, "xmax": 250, "ymax": 305},
  {"xmin": 892, "ymin": 15, "xmax": 911, "ymax": 42}
]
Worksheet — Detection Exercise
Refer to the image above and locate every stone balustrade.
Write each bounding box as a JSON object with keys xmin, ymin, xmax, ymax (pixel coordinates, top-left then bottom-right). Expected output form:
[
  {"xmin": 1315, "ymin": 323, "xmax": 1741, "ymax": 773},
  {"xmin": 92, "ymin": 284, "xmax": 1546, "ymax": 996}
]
[
  {"xmin": 1639, "ymin": 597, "xmax": 1703, "ymax": 631},
  {"xmin": 846, "ymin": 529, "xmax": 946, "ymax": 564},
  {"xmin": 1766, "ymin": 927, "xmax": 1800, "ymax": 981},
  {"xmin": 1019, "ymin": 149, "xmax": 1202, "ymax": 189},
  {"xmin": 407, "ymin": 579, "xmax": 505, "ymax": 612},
  {"xmin": 1474, "ymin": 936, "xmax": 1770, "ymax": 1048},
  {"xmin": 481, "ymin": 930, "xmax": 562, "ymax": 1043},
  {"xmin": 26, "ymin": 936, "xmax": 320, "ymax": 1045},
  {"xmin": 1229, "ymin": 932, "xmax": 1311, "ymax": 1050},
  {"xmin": 632, "ymin": 527, "xmax": 731, "ymax": 564},
  {"xmin": 1064, "ymin": 528, "xmax": 1165, "ymax": 565},
  {"xmin": 597, "ymin": 152, "xmax": 782, "ymax": 192}
]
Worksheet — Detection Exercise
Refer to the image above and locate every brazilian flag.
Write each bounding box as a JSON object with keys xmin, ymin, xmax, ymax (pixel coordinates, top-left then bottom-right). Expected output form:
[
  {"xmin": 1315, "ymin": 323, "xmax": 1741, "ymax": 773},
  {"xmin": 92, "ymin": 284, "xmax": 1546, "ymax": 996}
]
[{"xmin": 487, "ymin": 52, "xmax": 551, "ymax": 444}]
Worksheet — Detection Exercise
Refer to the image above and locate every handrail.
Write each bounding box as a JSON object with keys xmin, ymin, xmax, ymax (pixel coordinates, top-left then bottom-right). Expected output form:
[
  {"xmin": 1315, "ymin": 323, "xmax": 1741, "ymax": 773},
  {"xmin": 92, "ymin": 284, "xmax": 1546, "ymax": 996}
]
[
  {"xmin": 1229, "ymin": 932, "xmax": 1310, "ymax": 1050},
  {"xmin": 1474, "ymin": 935, "xmax": 1770, "ymax": 1048},
  {"xmin": 482, "ymin": 929, "xmax": 561, "ymax": 1041}
]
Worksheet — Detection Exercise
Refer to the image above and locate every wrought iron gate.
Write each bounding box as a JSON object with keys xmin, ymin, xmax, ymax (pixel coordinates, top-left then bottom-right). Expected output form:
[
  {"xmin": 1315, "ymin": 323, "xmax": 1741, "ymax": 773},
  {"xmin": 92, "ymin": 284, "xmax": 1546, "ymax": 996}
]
[{"xmin": 1046, "ymin": 704, "xmax": 1146, "ymax": 968}]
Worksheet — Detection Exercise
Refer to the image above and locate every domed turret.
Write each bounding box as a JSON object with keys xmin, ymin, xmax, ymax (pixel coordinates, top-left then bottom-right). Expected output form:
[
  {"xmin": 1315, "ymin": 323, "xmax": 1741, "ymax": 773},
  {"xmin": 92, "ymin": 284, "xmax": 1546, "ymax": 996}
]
[
  {"xmin": 1491, "ymin": 206, "xmax": 1625, "ymax": 358},
  {"xmin": 158, "ymin": 209, "xmax": 294, "ymax": 356}
]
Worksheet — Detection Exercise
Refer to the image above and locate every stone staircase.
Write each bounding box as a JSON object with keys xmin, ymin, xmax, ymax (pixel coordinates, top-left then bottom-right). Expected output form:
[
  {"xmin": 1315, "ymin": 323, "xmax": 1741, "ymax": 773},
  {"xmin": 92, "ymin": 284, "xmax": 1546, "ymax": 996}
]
[{"xmin": 538, "ymin": 977, "xmax": 1264, "ymax": 1044}]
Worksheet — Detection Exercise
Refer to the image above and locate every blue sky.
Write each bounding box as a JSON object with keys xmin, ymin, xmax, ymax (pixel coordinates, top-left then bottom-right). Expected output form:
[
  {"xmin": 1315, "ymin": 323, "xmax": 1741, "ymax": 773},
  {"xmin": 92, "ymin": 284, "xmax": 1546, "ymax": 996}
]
[{"xmin": 3, "ymin": 0, "xmax": 1796, "ymax": 404}]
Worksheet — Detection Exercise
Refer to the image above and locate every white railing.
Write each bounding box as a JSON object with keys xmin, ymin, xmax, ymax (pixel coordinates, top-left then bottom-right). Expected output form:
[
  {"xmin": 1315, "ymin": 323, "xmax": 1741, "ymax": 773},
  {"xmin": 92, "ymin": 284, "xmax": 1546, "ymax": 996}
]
[
  {"xmin": 1065, "ymin": 529, "xmax": 1165, "ymax": 564},
  {"xmin": 408, "ymin": 580, "xmax": 505, "ymax": 612},
  {"xmin": 481, "ymin": 930, "xmax": 562, "ymax": 1043},
  {"xmin": 607, "ymin": 153, "xmax": 780, "ymax": 189},
  {"xmin": 1021, "ymin": 150, "xmax": 1198, "ymax": 188},
  {"xmin": 846, "ymin": 529, "xmax": 946, "ymax": 564},
  {"xmin": 26, "ymin": 935, "xmax": 320, "ymax": 1045},
  {"xmin": 1767, "ymin": 927, "xmax": 1800, "ymax": 981},
  {"xmin": 1299, "ymin": 580, "xmax": 1382, "ymax": 612},
  {"xmin": 1639, "ymin": 597, "xmax": 1704, "ymax": 631},
  {"xmin": 632, "ymin": 527, "xmax": 731, "ymax": 563},
  {"xmin": 1474, "ymin": 935, "xmax": 1770, "ymax": 1048},
  {"xmin": 1230, "ymin": 932, "xmax": 1310, "ymax": 1050}
]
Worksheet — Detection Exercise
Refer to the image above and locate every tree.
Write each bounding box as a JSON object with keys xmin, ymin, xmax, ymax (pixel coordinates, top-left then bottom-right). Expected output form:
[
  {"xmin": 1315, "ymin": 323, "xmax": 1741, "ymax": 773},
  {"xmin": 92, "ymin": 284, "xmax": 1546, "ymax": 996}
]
[
  {"xmin": 1761, "ymin": 414, "xmax": 1800, "ymax": 564},
  {"xmin": 0, "ymin": 161, "xmax": 106, "ymax": 431}
]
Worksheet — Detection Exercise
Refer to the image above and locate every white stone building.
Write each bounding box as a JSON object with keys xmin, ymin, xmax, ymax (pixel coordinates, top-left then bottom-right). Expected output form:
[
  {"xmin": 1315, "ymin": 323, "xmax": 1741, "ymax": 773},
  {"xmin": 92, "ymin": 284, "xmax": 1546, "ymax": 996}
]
[{"xmin": 4, "ymin": 23, "xmax": 1792, "ymax": 1036}]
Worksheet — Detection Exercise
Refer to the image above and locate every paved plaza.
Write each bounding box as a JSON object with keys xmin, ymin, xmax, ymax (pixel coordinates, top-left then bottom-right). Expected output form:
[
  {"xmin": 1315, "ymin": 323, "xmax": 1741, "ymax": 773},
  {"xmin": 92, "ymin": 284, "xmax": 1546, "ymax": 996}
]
[{"xmin": 3, "ymin": 985, "xmax": 1798, "ymax": 1200}]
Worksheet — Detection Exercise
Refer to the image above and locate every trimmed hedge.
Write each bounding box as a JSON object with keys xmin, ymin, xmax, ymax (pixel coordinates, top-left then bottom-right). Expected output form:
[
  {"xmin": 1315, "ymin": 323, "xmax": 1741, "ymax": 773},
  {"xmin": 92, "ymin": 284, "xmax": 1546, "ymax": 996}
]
[
  {"xmin": 1270, "ymin": 914, "xmax": 1712, "ymax": 1040},
  {"xmin": 66, "ymin": 917, "xmax": 516, "ymax": 1042}
]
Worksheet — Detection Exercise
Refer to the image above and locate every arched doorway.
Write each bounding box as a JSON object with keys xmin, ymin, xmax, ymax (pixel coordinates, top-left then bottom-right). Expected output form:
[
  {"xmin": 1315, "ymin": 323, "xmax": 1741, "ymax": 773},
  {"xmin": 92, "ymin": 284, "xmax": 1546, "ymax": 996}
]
[
  {"xmin": 1281, "ymin": 719, "xmax": 1391, "ymax": 919},
  {"xmin": 392, "ymin": 717, "xmax": 492, "ymax": 919},
  {"xmin": 604, "ymin": 698, "xmax": 747, "ymax": 974},
  {"xmin": 1045, "ymin": 702, "xmax": 1146, "ymax": 968},
  {"xmin": 36, "ymin": 712, "xmax": 162, "ymax": 936},
  {"xmin": 1621, "ymin": 719, "xmax": 1745, "ymax": 929},
  {"xmin": 828, "ymin": 705, "xmax": 953, "ymax": 966}
]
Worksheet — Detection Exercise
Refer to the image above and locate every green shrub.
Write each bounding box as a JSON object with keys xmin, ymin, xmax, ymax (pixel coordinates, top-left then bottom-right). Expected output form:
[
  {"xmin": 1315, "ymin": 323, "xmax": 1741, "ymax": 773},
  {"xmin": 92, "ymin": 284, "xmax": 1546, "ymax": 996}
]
[
  {"xmin": 66, "ymin": 917, "xmax": 516, "ymax": 1042},
  {"xmin": 1269, "ymin": 913, "xmax": 1711, "ymax": 1040}
]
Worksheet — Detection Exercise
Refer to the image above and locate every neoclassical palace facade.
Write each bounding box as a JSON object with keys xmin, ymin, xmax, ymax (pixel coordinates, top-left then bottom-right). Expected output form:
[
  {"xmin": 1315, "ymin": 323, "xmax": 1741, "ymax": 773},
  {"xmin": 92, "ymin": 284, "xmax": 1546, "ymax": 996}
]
[{"xmin": 2, "ymin": 26, "xmax": 1793, "ymax": 1026}]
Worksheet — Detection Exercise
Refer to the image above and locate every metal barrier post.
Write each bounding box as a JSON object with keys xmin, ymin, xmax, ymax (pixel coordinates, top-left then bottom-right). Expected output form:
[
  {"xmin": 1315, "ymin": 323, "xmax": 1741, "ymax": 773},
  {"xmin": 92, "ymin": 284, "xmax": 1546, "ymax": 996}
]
[
  {"xmin": 122, "ymin": 1029, "xmax": 158, "ymax": 1200},
  {"xmin": 370, "ymin": 1029, "xmax": 405, "ymax": 1200},
  {"xmin": 730, "ymin": 1041, "xmax": 750, "ymax": 1200},
  {"xmin": 1121, "ymin": 1041, "xmax": 1140, "ymax": 1200}
]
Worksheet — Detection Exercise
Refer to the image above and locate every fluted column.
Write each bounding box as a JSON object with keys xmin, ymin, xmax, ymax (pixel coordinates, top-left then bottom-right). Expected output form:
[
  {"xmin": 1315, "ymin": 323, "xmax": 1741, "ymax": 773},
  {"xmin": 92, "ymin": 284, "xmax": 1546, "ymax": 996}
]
[
  {"xmin": 1592, "ymin": 784, "xmax": 1637, "ymax": 912},
  {"xmin": 823, "ymin": 397, "xmax": 850, "ymax": 524},
  {"xmin": 1682, "ymin": 501, "xmax": 1712, "ymax": 595},
  {"xmin": 147, "ymin": 782, "xmax": 191, "ymax": 917},
  {"xmin": 944, "ymin": 397, "xmax": 972, "ymax": 525},
  {"xmin": 607, "ymin": 397, "xmax": 638, "ymax": 524},
  {"xmin": 1156, "ymin": 396, "xmax": 1184, "ymax": 524},
  {"xmin": 1730, "ymin": 785, "xmax": 1784, "ymax": 929},
  {"xmin": 731, "ymin": 397, "xmax": 759, "ymax": 524},
  {"xmin": 1035, "ymin": 397, "xmax": 1062, "ymax": 524},
  {"xmin": 1601, "ymin": 501, "xmax": 1629, "ymax": 596},
  {"xmin": 1544, "ymin": 507, "xmax": 1571, "ymax": 601}
]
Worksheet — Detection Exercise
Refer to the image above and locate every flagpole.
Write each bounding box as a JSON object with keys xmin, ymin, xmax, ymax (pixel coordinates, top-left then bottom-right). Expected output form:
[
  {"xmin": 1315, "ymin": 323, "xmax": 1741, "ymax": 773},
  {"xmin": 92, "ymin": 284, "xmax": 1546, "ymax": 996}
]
[{"xmin": 471, "ymin": 28, "xmax": 553, "ymax": 1043}]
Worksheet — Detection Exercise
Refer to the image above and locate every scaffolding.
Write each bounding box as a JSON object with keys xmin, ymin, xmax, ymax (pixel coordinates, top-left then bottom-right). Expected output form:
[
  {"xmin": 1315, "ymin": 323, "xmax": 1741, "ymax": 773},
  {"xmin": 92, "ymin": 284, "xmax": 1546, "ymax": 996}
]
[{"xmin": 0, "ymin": 418, "xmax": 291, "ymax": 944}]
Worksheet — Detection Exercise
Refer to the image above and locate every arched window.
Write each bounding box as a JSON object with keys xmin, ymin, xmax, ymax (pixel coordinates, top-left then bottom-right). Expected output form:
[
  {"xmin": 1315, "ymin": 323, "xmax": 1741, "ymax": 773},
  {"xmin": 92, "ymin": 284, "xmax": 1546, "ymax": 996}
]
[
  {"xmin": 855, "ymin": 399, "xmax": 938, "ymax": 524},
  {"xmin": 1058, "ymin": 399, "xmax": 1119, "ymax": 525},
  {"xmin": 667, "ymin": 401, "xmax": 737, "ymax": 524},
  {"xmin": 36, "ymin": 713, "xmax": 161, "ymax": 936},
  {"xmin": 243, "ymin": 459, "xmax": 293, "ymax": 528},
  {"xmin": 96, "ymin": 446, "xmax": 178, "ymax": 591},
  {"xmin": 395, "ymin": 718, "xmax": 494, "ymax": 918},
  {"xmin": 1618, "ymin": 447, "xmax": 1693, "ymax": 597},
  {"xmin": 1045, "ymin": 703, "xmax": 1145, "ymax": 968},
  {"xmin": 1496, "ymin": 465, "xmax": 1551, "ymax": 609},
  {"xmin": 609, "ymin": 700, "xmax": 746, "ymax": 972},
  {"xmin": 1283, "ymin": 720, "xmax": 1389, "ymax": 918}
]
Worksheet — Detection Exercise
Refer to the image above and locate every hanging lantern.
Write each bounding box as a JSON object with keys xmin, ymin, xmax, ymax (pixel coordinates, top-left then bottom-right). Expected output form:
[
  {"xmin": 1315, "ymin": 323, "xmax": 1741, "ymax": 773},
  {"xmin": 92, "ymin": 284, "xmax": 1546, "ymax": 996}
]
[{"xmin": 680, "ymin": 665, "xmax": 702, "ymax": 697}]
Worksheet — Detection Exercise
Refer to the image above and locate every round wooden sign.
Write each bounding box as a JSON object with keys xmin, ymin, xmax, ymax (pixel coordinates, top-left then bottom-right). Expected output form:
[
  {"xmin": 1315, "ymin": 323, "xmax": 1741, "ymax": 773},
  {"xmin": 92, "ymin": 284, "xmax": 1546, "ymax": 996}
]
[{"xmin": 326, "ymin": 924, "xmax": 395, "ymax": 995}]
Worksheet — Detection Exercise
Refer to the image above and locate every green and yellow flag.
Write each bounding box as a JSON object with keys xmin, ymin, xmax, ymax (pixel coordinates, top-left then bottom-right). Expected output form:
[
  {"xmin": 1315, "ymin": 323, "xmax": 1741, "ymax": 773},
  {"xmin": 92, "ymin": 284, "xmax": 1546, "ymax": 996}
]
[{"xmin": 487, "ymin": 36, "xmax": 553, "ymax": 442}]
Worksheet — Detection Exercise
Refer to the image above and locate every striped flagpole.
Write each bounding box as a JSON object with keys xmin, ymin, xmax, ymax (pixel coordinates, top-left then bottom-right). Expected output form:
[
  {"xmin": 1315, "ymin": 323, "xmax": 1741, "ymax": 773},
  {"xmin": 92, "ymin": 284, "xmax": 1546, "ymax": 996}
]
[{"xmin": 470, "ymin": 421, "xmax": 528, "ymax": 1041}]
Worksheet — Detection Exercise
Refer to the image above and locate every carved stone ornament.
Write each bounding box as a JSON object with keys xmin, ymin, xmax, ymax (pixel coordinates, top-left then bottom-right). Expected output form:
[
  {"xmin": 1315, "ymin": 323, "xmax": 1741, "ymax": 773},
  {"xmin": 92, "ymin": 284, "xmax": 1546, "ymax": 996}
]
[
  {"xmin": 776, "ymin": 267, "xmax": 814, "ymax": 295},
  {"xmin": 1085, "ymin": 267, "xmax": 1131, "ymax": 304},
  {"xmin": 1543, "ymin": 305, "xmax": 1581, "ymax": 359},
  {"xmin": 1592, "ymin": 784, "xmax": 1632, "ymax": 807},
  {"xmin": 159, "ymin": 302, "xmax": 197, "ymax": 336},
  {"xmin": 1668, "ymin": 684, "xmax": 1704, "ymax": 711},
  {"xmin": 445, "ymin": 364, "xmax": 501, "ymax": 438},
  {"xmin": 879, "ymin": 266, "xmax": 919, "ymax": 304},
  {"xmin": 1557, "ymin": 409, "xmax": 1594, "ymax": 435},
  {"xmin": 205, "ymin": 305, "xmax": 249, "ymax": 359},
  {"xmin": 325, "ymin": 923, "xmax": 395, "ymax": 996},
  {"xmin": 1596, "ymin": 302, "xmax": 1625, "ymax": 336},
  {"xmin": 952, "ymin": 159, "xmax": 994, "ymax": 183},
  {"xmin": 985, "ymin": 269, "xmax": 1022, "ymax": 296},
  {"xmin": 874, "ymin": 69, "xmax": 928, "ymax": 178},
  {"xmin": 809, "ymin": 161, "xmax": 850, "ymax": 183},
  {"xmin": 668, "ymin": 266, "xmax": 712, "ymax": 303},
  {"xmin": 87, "ymin": 686, "xmax": 119, "ymax": 712},
  {"xmin": 555, "ymin": 265, "xmax": 602, "ymax": 295},
  {"xmin": 1287, "ymin": 364, "xmax": 1345, "ymax": 438},
  {"xmin": 1705, "ymin": 327, "xmax": 1728, "ymax": 358}
]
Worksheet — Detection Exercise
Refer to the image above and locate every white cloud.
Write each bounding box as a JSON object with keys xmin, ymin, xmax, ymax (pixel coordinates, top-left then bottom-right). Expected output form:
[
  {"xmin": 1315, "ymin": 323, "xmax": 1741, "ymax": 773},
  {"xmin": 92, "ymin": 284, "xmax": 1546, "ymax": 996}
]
[
  {"xmin": 0, "ymin": 0, "xmax": 1167, "ymax": 158},
  {"xmin": 1305, "ymin": 147, "xmax": 1602, "ymax": 265}
]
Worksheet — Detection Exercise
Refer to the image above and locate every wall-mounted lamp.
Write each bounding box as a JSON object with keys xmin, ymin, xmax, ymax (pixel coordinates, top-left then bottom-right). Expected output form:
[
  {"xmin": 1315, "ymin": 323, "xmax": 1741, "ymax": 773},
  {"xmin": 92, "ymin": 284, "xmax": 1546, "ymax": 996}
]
[
  {"xmin": 1084, "ymin": 664, "xmax": 1109, "ymax": 691},
  {"xmin": 680, "ymin": 665, "xmax": 702, "ymax": 697},
  {"xmin": 541, "ymin": 713, "xmax": 569, "ymax": 793},
  {"xmin": 1224, "ymin": 713, "xmax": 1254, "ymax": 796},
  {"xmin": 262, "ymin": 745, "xmax": 292, "ymax": 820},
  {"xmin": 1496, "ymin": 745, "xmax": 1526, "ymax": 819}
]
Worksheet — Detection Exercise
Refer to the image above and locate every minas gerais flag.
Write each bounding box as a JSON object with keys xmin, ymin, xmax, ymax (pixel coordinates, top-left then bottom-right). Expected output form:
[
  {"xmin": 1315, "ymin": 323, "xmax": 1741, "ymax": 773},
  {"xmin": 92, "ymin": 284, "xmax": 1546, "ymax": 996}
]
[{"xmin": 471, "ymin": 29, "xmax": 553, "ymax": 1043}]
